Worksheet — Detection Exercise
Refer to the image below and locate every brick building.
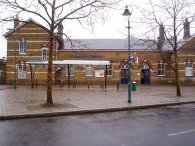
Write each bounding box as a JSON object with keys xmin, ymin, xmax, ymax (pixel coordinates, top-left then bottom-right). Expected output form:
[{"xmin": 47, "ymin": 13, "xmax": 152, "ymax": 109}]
[
  {"xmin": 4, "ymin": 17, "xmax": 61, "ymax": 85},
  {"xmin": 4, "ymin": 17, "xmax": 195, "ymax": 86},
  {"xmin": 0, "ymin": 57, "xmax": 6, "ymax": 85}
]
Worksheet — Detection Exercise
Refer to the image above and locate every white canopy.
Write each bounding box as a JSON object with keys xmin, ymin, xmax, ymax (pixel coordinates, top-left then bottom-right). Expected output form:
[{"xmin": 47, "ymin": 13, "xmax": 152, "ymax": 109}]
[{"xmin": 26, "ymin": 60, "xmax": 110, "ymax": 65}]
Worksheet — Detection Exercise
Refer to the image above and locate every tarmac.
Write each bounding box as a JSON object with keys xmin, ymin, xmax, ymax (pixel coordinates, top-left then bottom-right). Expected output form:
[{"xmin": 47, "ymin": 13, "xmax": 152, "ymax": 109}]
[{"xmin": 0, "ymin": 84, "xmax": 195, "ymax": 120}]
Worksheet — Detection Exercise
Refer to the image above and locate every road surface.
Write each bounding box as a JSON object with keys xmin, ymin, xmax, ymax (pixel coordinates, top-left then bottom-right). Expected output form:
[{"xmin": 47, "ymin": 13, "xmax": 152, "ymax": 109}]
[{"xmin": 0, "ymin": 104, "xmax": 195, "ymax": 146}]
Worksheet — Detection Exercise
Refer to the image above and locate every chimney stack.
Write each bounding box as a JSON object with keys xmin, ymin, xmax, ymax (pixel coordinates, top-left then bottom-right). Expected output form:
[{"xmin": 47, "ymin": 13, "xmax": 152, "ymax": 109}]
[
  {"xmin": 157, "ymin": 23, "xmax": 165, "ymax": 50},
  {"xmin": 57, "ymin": 22, "xmax": 64, "ymax": 49},
  {"xmin": 14, "ymin": 15, "xmax": 20, "ymax": 29},
  {"xmin": 57, "ymin": 22, "xmax": 63, "ymax": 40},
  {"xmin": 159, "ymin": 23, "xmax": 165, "ymax": 41},
  {"xmin": 183, "ymin": 18, "xmax": 190, "ymax": 39}
]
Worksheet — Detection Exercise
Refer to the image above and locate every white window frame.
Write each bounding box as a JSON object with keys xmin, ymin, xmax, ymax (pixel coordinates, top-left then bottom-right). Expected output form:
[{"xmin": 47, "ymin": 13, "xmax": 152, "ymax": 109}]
[
  {"xmin": 41, "ymin": 47, "xmax": 48, "ymax": 60},
  {"xmin": 185, "ymin": 61, "xmax": 193, "ymax": 77},
  {"xmin": 66, "ymin": 64, "xmax": 74, "ymax": 77},
  {"xmin": 106, "ymin": 64, "xmax": 113, "ymax": 77},
  {"xmin": 121, "ymin": 64, "xmax": 129, "ymax": 69},
  {"xmin": 19, "ymin": 38, "xmax": 27, "ymax": 54},
  {"xmin": 85, "ymin": 65, "xmax": 94, "ymax": 77},
  {"xmin": 158, "ymin": 61, "xmax": 165, "ymax": 76},
  {"xmin": 142, "ymin": 63, "xmax": 149, "ymax": 69}
]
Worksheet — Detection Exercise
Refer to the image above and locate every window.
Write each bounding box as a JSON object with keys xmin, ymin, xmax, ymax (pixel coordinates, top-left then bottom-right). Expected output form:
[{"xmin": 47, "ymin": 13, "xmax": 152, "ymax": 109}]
[
  {"xmin": 66, "ymin": 64, "xmax": 74, "ymax": 77},
  {"xmin": 185, "ymin": 60, "xmax": 193, "ymax": 77},
  {"xmin": 19, "ymin": 38, "xmax": 27, "ymax": 54},
  {"xmin": 158, "ymin": 61, "xmax": 165, "ymax": 76},
  {"xmin": 106, "ymin": 64, "xmax": 113, "ymax": 77},
  {"xmin": 41, "ymin": 47, "xmax": 48, "ymax": 60},
  {"xmin": 121, "ymin": 64, "xmax": 129, "ymax": 69},
  {"xmin": 85, "ymin": 65, "xmax": 94, "ymax": 77},
  {"xmin": 142, "ymin": 63, "xmax": 149, "ymax": 69}
]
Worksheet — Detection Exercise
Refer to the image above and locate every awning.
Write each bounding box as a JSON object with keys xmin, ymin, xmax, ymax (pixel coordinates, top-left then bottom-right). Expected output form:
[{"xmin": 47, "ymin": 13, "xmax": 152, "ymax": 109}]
[
  {"xmin": 26, "ymin": 59, "xmax": 110, "ymax": 88},
  {"xmin": 26, "ymin": 60, "xmax": 110, "ymax": 65}
]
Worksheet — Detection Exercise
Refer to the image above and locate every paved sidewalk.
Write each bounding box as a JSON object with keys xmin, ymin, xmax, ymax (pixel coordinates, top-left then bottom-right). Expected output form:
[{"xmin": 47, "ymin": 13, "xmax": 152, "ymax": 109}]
[{"xmin": 0, "ymin": 84, "xmax": 195, "ymax": 120}]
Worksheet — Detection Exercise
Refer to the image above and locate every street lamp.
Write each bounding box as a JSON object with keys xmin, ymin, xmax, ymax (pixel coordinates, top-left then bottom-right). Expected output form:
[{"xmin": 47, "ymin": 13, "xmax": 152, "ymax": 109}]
[
  {"xmin": 122, "ymin": 6, "xmax": 132, "ymax": 103},
  {"xmin": 13, "ymin": 44, "xmax": 16, "ymax": 89}
]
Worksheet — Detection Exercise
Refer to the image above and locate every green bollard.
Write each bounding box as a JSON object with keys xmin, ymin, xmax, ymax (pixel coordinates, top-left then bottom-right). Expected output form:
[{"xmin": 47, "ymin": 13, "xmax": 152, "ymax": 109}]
[{"xmin": 132, "ymin": 81, "xmax": 136, "ymax": 91}]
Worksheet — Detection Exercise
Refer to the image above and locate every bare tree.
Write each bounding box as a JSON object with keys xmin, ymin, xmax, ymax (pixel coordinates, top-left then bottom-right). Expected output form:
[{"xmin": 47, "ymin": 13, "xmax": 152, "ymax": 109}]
[
  {"xmin": 0, "ymin": 0, "xmax": 121, "ymax": 105},
  {"xmin": 135, "ymin": 0, "xmax": 195, "ymax": 96}
]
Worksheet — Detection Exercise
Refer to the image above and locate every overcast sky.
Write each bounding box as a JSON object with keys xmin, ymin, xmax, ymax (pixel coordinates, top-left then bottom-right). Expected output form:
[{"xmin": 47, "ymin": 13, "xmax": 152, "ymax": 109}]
[
  {"xmin": 0, "ymin": 0, "xmax": 195, "ymax": 58},
  {"xmin": 0, "ymin": 0, "xmax": 129, "ymax": 58}
]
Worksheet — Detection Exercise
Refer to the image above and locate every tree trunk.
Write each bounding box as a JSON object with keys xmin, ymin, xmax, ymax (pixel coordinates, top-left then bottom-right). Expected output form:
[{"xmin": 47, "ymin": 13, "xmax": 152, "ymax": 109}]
[
  {"xmin": 46, "ymin": 33, "xmax": 54, "ymax": 105},
  {"xmin": 175, "ymin": 55, "xmax": 181, "ymax": 96}
]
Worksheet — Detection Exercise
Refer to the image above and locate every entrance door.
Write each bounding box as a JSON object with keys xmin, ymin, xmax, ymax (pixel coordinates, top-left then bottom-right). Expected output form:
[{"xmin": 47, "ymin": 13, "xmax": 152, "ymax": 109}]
[
  {"xmin": 121, "ymin": 69, "xmax": 129, "ymax": 84},
  {"xmin": 140, "ymin": 62, "xmax": 150, "ymax": 84},
  {"xmin": 141, "ymin": 69, "xmax": 150, "ymax": 84}
]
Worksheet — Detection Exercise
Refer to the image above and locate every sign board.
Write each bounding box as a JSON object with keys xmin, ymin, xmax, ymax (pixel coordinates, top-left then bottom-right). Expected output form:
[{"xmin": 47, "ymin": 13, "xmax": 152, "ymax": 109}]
[
  {"xmin": 95, "ymin": 70, "xmax": 104, "ymax": 77},
  {"xmin": 18, "ymin": 64, "xmax": 27, "ymax": 79},
  {"xmin": 129, "ymin": 52, "xmax": 139, "ymax": 64}
]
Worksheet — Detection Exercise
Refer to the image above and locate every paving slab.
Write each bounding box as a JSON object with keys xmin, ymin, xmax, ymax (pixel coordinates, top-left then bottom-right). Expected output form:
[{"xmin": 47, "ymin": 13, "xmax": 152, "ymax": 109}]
[{"xmin": 0, "ymin": 84, "xmax": 195, "ymax": 120}]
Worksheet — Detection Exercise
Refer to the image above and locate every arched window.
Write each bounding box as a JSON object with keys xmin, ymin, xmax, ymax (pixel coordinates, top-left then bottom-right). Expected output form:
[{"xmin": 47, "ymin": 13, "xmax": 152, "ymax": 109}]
[
  {"xmin": 41, "ymin": 45, "xmax": 48, "ymax": 60},
  {"xmin": 121, "ymin": 64, "xmax": 129, "ymax": 69},
  {"xmin": 19, "ymin": 38, "xmax": 27, "ymax": 54},
  {"xmin": 120, "ymin": 60, "xmax": 132, "ymax": 70},
  {"xmin": 185, "ymin": 59, "xmax": 193, "ymax": 77},
  {"xmin": 142, "ymin": 63, "xmax": 150, "ymax": 69},
  {"xmin": 139, "ymin": 59, "xmax": 152, "ymax": 70},
  {"xmin": 158, "ymin": 60, "xmax": 165, "ymax": 76}
]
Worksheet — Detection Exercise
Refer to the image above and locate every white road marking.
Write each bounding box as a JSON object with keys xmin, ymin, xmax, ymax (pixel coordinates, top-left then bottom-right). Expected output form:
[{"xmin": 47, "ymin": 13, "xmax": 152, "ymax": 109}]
[
  {"xmin": 168, "ymin": 129, "xmax": 195, "ymax": 136},
  {"xmin": 135, "ymin": 140, "xmax": 144, "ymax": 144}
]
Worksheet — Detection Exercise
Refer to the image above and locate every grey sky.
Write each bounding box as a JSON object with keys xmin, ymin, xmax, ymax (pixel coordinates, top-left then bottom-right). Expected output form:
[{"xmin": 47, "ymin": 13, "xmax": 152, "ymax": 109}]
[{"xmin": 0, "ymin": 0, "xmax": 194, "ymax": 58}]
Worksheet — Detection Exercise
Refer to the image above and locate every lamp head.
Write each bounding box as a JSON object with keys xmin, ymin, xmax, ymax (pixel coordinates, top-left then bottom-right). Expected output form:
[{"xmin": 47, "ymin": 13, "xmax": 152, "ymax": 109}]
[{"xmin": 122, "ymin": 6, "xmax": 131, "ymax": 16}]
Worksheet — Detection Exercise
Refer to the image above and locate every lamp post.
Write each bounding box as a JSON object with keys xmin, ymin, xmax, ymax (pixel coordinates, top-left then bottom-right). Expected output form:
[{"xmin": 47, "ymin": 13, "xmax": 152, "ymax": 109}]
[
  {"xmin": 13, "ymin": 45, "xmax": 16, "ymax": 89},
  {"xmin": 122, "ymin": 6, "xmax": 132, "ymax": 103}
]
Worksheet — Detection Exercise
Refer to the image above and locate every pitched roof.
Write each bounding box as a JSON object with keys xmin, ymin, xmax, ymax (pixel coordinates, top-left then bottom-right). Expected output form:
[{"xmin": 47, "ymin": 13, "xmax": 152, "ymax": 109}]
[
  {"xmin": 4, "ymin": 18, "xmax": 49, "ymax": 37},
  {"xmin": 3, "ymin": 18, "xmax": 63, "ymax": 46},
  {"xmin": 178, "ymin": 33, "xmax": 195, "ymax": 49},
  {"xmin": 64, "ymin": 38, "xmax": 158, "ymax": 51}
]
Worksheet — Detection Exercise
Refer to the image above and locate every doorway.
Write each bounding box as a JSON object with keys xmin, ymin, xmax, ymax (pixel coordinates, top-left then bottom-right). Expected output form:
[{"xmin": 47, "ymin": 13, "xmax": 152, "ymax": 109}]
[
  {"xmin": 140, "ymin": 62, "xmax": 150, "ymax": 84},
  {"xmin": 120, "ymin": 60, "xmax": 131, "ymax": 84},
  {"xmin": 121, "ymin": 68, "xmax": 129, "ymax": 84},
  {"xmin": 141, "ymin": 69, "xmax": 150, "ymax": 84}
]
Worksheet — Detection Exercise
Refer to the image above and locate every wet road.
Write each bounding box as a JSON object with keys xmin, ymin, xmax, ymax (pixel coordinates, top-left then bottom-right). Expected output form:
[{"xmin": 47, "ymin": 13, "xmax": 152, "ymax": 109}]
[{"xmin": 0, "ymin": 104, "xmax": 195, "ymax": 146}]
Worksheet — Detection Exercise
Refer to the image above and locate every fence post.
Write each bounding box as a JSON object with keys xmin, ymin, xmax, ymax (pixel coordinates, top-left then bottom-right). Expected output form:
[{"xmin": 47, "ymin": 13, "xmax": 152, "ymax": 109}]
[
  {"xmin": 117, "ymin": 82, "xmax": 119, "ymax": 91},
  {"xmin": 35, "ymin": 79, "xmax": 38, "ymax": 87}
]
